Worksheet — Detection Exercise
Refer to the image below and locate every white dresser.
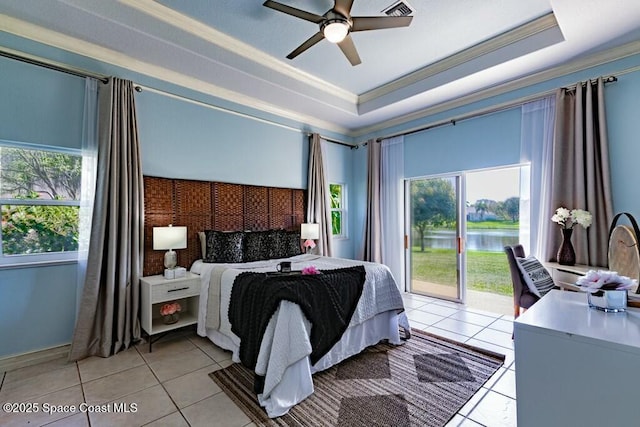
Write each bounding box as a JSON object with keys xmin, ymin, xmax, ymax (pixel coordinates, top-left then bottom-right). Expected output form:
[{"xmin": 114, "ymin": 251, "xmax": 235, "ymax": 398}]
[
  {"xmin": 514, "ymin": 290, "xmax": 640, "ymax": 427},
  {"xmin": 543, "ymin": 261, "xmax": 592, "ymax": 290}
]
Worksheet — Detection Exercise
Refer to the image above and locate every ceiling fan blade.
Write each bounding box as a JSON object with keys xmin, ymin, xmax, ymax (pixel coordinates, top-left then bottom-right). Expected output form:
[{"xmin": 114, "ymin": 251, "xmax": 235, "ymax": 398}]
[
  {"xmin": 337, "ymin": 35, "xmax": 361, "ymax": 66},
  {"xmin": 351, "ymin": 16, "xmax": 413, "ymax": 32},
  {"xmin": 287, "ymin": 31, "xmax": 325, "ymax": 60},
  {"xmin": 263, "ymin": 0, "xmax": 324, "ymax": 24},
  {"xmin": 333, "ymin": 0, "xmax": 355, "ymax": 17}
]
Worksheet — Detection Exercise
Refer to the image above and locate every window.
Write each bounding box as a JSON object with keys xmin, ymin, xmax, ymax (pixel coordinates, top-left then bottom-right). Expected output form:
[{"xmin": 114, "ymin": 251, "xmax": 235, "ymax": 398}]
[
  {"xmin": 0, "ymin": 142, "xmax": 81, "ymax": 265},
  {"xmin": 329, "ymin": 183, "xmax": 347, "ymax": 237}
]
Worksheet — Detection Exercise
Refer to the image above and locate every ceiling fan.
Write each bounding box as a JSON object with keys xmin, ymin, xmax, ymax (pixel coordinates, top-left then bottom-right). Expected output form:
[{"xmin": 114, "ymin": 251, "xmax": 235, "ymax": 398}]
[{"xmin": 263, "ymin": 0, "xmax": 413, "ymax": 66}]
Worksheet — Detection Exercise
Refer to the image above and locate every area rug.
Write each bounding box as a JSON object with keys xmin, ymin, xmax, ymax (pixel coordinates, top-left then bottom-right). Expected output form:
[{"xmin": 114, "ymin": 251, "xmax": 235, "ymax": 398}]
[{"xmin": 209, "ymin": 329, "xmax": 505, "ymax": 426}]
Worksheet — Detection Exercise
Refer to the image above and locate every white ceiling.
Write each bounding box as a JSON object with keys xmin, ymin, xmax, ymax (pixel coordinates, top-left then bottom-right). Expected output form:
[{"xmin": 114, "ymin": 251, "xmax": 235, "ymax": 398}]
[{"xmin": 1, "ymin": 0, "xmax": 640, "ymax": 137}]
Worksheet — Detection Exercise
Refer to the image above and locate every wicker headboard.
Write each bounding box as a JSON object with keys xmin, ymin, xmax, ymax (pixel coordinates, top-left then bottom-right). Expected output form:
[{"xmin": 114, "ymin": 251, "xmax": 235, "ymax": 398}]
[{"xmin": 143, "ymin": 176, "xmax": 306, "ymax": 276}]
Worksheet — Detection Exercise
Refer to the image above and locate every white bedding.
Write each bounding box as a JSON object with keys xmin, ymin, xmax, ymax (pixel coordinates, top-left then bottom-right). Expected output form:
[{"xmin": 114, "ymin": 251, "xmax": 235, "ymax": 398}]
[{"xmin": 193, "ymin": 254, "xmax": 409, "ymax": 417}]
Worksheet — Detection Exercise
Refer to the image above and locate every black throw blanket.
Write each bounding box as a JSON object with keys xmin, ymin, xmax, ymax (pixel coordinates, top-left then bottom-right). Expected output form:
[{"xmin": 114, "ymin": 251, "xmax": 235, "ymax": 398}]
[{"xmin": 228, "ymin": 266, "xmax": 366, "ymax": 375}]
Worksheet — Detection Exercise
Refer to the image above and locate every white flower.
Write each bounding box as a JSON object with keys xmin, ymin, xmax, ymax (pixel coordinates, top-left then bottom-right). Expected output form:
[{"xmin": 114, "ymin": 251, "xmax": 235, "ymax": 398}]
[
  {"xmin": 551, "ymin": 207, "xmax": 592, "ymax": 229},
  {"xmin": 571, "ymin": 209, "xmax": 592, "ymax": 228},
  {"xmin": 576, "ymin": 270, "xmax": 637, "ymax": 293}
]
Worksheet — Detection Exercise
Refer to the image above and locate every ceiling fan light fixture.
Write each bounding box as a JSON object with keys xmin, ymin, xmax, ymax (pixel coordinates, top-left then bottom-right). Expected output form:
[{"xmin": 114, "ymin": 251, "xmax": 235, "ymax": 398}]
[{"xmin": 322, "ymin": 19, "xmax": 349, "ymax": 43}]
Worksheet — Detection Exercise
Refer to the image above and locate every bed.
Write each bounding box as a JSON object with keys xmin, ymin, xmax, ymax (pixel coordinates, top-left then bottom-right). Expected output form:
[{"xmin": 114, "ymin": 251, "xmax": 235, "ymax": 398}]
[{"xmin": 191, "ymin": 251, "xmax": 410, "ymax": 417}]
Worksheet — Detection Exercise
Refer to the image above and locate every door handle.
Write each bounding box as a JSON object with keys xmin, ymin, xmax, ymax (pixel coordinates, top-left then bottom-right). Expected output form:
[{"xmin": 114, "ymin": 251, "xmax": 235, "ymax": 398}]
[{"xmin": 457, "ymin": 237, "xmax": 464, "ymax": 254}]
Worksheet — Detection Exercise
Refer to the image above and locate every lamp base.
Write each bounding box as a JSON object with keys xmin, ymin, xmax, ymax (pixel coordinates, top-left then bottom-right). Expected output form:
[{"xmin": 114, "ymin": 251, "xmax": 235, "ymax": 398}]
[{"xmin": 164, "ymin": 250, "xmax": 177, "ymax": 269}]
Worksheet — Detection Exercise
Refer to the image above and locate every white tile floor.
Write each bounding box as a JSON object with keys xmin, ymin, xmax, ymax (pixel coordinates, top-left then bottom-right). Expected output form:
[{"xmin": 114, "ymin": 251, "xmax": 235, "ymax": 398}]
[{"xmin": 0, "ymin": 292, "xmax": 517, "ymax": 426}]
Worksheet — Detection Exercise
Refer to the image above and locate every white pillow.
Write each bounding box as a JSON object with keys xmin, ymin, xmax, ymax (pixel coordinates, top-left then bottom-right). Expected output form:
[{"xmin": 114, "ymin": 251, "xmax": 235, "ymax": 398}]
[
  {"xmin": 190, "ymin": 259, "xmax": 203, "ymax": 275},
  {"xmin": 516, "ymin": 255, "xmax": 555, "ymax": 298}
]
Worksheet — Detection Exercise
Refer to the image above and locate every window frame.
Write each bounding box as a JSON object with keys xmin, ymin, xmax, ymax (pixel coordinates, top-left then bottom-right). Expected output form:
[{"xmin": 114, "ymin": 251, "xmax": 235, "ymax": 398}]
[
  {"xmin": 0, "ymin": 139, "xmax": 82, "ymax": 267},
  {"xmin": 329, "ymin": 182, "xmax": 347, "ymax": 239}
]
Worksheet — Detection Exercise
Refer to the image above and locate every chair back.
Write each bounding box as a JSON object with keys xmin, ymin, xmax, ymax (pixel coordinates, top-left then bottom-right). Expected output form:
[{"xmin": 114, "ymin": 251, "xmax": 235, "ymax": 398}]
[{"xmin": 504, "ymin": 244, "xmax": 527, "ymax": 307}]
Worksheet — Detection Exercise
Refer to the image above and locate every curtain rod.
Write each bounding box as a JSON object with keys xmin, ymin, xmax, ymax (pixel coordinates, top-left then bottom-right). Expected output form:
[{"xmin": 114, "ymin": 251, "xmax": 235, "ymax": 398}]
[
  {"xmin": 371, "ymin": 74, "xmax": 618, "ymax": 144},
  {"xmin": 306, "ymin": 133, "xmax": 357, "ymax": 149},
  {"xmin": 563, "ymin": 75, "xmax": 617, "ymax": 91},
  {"xmin": 0, "ymin": 47, "xmax": 109, "ymax": 83},
  {"xmin": 133, "ymin": 85, "xmax": 356, "ymax": 148}
]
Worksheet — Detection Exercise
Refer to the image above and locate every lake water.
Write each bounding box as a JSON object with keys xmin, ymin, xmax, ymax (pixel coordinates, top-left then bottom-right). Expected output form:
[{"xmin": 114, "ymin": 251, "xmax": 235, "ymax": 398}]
[{"xmin": 422, "ymin": 229, "xmax": 519, "ymax": 252}]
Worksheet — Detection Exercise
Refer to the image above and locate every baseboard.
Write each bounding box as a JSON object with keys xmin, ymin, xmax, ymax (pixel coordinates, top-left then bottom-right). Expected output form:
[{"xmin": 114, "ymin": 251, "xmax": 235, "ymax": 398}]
[{"xmin": 0, "ymin": 344, "xmax": 70, "ymax": 373}]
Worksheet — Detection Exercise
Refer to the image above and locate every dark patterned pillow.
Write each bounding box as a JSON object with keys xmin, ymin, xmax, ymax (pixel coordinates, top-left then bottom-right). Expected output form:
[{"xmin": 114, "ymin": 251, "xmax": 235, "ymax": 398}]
[
  {"xmin": 265, "ymin": 229, "xmax": 287, "ymax": 259},
  {"xmin": 284, "ymin": 230, "xmax": 303, "ymax": 257},
  {"xmin": 203, "ymin": 230, "xmax": 245, "ymax": 263},
  {"xmin": 243, "ymin": 230, "xmax": 270, "ymax": 262},
  {"xmin": 516, "ymin": 255, "xmax": 556, "ymax": 298}
]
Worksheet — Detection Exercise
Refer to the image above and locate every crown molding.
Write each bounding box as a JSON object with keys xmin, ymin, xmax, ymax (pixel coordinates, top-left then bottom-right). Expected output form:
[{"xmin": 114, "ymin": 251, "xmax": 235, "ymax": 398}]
[
  {"xmin": 353, "ymin": 38, "xmax": 640, "ymax": 139},
  {"xmin": 119, "ymin": 0, "xmax": 357, "ymax": 104},
  {"xmin": 359, "ymin": 13, "xmax": 560, "ymax": 105},
  {"xmin": 0, "ymin": 13, "xmax": 351, "ymax": 136}
]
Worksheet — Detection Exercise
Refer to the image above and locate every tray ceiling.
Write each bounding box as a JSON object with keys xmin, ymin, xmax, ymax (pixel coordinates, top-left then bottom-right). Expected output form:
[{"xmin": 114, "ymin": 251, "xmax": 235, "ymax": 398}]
[{"xmin": 1, "ymin": 0, "xmax": 640, "ymax": 136}]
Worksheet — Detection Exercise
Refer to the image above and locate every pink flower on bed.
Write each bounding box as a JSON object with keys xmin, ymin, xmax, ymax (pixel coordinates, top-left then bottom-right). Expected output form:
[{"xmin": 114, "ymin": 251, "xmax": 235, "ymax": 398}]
[
  {"xmin": 160, "ymin": 301, "xmax": 181, "ymax": 316},
  {"xmin": 302, "ymin": 266, "xmax": 320, "ymax": 275}
]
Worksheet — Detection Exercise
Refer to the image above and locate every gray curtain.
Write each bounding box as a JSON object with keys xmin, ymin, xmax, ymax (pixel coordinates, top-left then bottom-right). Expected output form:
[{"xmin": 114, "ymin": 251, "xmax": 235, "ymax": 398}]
[
  {"xmin": 69, "ymin": 77, "xmax": 144, "ymax": 360},
  {"xmin": 306, "ymin": 133, "xmax": 333, "ymax": 257},
  {"xmin": 363, "ymin": 139, "xmax": 382, "ymax": 262},
  {"xmin": 546, "ymin": 77, "xmax": 613, "ymax": 266}
]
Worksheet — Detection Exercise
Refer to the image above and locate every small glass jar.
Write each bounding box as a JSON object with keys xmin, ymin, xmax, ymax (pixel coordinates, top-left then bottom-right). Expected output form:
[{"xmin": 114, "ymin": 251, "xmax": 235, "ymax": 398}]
[{"xmin": 587, "ymin": 290, "xmax": 627, "ymax": 313}]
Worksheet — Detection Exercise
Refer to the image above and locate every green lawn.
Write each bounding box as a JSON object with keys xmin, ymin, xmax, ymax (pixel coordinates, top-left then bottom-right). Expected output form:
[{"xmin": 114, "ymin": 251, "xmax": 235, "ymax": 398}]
[{"xmin": 411, "ymin": 247, "xmax": 513, "ymax": 296}]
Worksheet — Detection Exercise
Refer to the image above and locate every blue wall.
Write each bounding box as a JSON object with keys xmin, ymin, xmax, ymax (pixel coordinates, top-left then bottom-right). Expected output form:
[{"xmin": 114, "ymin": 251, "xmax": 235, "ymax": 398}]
[
  {"xmin": 0, "ymin": 265, "xmax": 78, "ymax": 357},
  {"xmin": 137, "ymin": 90, "xmax": 309, "ymax": 188},
  {"xmin": 404, "ymin": 108, "xmax": 522, "ymax": 178},
  {"xmin": 0, "ymin": 55, "xmax": 84, "ymax": 148},
  {"xmin": 604, "ymin": 70, "xmax": 640, "ymax": 215}
]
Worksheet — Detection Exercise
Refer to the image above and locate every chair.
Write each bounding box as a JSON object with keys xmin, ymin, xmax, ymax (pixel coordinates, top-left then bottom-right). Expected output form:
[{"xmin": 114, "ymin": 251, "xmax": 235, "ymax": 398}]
[{"xmin": 504, "ymin": 245, "xmax": 540, "ymax": 319}]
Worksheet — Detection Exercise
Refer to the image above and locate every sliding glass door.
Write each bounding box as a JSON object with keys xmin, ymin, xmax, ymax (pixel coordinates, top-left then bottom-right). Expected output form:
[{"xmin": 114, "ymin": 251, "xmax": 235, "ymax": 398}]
[
  {"xmin": 407, "ymin": 175, "xmax": 464, "ymax": 302},
  {"xmin": 406, "ymin": 166, "xmax": 524, "ymax": 313}
]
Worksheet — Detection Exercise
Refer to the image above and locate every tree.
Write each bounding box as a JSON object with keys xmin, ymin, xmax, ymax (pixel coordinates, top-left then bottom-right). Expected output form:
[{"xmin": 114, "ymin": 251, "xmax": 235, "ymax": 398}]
[
  {"xmin": 0, "ymin": 147, "xmax": 81, "ymax": 200},
  {"xmin": 500, "ymin": 196, "xmax": 520, "ymax": 222},
  {"xmin": 411, "ymin": 179, "xmax": 456, "ymax": 251},
  {"xmin": 474, "ymin": 200, "xmax": 488, "ymax": 221},
  {"xmin": 1, "ymin": 200, "xmax": 79, "ymax": 254}
]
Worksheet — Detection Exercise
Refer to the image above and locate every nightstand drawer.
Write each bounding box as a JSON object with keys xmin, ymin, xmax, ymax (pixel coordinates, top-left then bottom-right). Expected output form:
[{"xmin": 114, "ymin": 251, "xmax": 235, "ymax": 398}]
[{"xmin": 151, "ymin": 278, "xmax": 201, "ymax": 302}]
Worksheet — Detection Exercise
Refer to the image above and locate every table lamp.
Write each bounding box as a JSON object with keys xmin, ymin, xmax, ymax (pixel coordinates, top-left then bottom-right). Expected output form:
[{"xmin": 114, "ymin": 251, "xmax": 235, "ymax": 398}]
[
  {"xmin": 301, "ymin": 223, "xmax": 320, "ymax": 254},
  {"xmin": 153, "ymin": 225, "xmax": 187, "ymax": 269}
]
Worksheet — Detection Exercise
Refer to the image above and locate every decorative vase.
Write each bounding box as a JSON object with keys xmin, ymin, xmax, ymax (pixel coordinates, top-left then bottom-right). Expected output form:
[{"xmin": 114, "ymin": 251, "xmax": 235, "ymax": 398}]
[
  {"xmin": 557, "ymin": 228, "xmax": 576, "ymax": 266},
  {"xmin": 162, "ymin": 313, "xmax": 179, "ymax": 325}
]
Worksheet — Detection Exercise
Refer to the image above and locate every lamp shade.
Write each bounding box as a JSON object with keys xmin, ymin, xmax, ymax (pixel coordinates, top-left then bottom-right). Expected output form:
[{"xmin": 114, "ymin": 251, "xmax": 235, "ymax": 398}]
[
  {"xmin": 322, "ymin": 20, "xmax": 349, "ymax": 43},
  {"xmin": 153, "ymin": 226, "xmax": 187, "ymax": 250},
  {"xmin": 300, "ymin": 223, "xmax": 320, "ymax": 240}
]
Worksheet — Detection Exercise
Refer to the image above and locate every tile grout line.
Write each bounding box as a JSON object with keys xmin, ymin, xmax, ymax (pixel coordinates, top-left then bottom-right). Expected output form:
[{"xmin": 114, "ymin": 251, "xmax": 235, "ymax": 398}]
[{"xmin": 76, "ymin": 360, "xmax": 90, "ymax": 427}]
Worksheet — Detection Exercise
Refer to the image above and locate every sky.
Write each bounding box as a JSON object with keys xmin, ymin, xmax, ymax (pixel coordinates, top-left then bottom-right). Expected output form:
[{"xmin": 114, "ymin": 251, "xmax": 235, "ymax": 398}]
[{"xmin": 466, "ymin": 167, "xmax": 520, "ymax": 205}]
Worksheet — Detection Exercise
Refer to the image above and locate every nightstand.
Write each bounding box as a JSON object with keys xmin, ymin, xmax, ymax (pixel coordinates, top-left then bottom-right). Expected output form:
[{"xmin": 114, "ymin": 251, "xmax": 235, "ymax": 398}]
[{"xmin": 140, "ymin": 272, "xmax": 201, "ymax": 352}]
